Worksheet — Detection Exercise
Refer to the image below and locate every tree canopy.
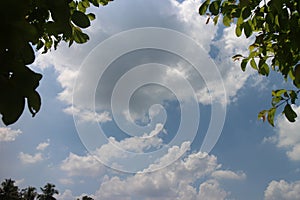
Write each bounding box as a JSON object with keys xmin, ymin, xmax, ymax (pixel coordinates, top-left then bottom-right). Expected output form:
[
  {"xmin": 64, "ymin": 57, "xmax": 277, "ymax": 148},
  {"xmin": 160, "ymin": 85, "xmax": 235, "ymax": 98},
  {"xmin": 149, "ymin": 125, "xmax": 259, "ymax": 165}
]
[
  {"xmin": 0, "ymin": 179, "xmax": 94, "ymax": 200},
  {"xmin": 199, "ymin": 0, "xmax": 300, "ymax": 126},
  {"xmin": 0, "ymin": 0, "xmax": 112, "ymax": 125}
]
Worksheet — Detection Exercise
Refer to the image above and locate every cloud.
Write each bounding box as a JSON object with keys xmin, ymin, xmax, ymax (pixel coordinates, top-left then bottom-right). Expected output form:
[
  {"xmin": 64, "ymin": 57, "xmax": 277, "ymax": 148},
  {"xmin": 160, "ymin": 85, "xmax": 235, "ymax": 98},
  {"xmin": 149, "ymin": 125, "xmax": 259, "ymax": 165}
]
[
  {"xmin": 60, "ymin": 152, "xmax": 105, "ymax": 177},
  {"xmin": 19, "ymin": 152, "xmax": 43, "ymax": 164},
  {"xmin": 211, "ymin": 170, "xmax": 246, "ymax": 180},
  {"xmin": 264, "ymin": 180, "xmax": 300, "ymax": 200},
  {"xmin": 36, "ymin": 140, "xmax": 50, "ymax": 151},
  {"xmin": 32, "ymin": 0, "xmax": 255, "ymax": 125},
  {"xmin": 93, "ymin": 144, "xmax": 240, "ymax": 200},
  {"xmin": 15, "ymin": 179, "xmax": 25, "ymax": 187},
  {"xmin": 198, "ymin": 180, "xmax": 228, "ymax": 200},
  {"xmin": 59, "ymin": 129, "xmax": 245, "ymax": 199},
  {"xmin": 55, "ymin": 190, "xmax": 95, "ymax": 200},
  {"xmin": 55, "ymin": 189, "xmax": 75, "ymax": 200},
  {"xmin": 264, "ymin": 106, "xmax": 300, "ymax": 161},
  {"xmin": 64, "ymin": 107, "xmax": 112, "ymax": 123},
  {"xmin": 0, "ymin": 127, "xmax": 22, "ymax": 142},
  {"xmin": 59, "ymin": 178, "xmax": 74, "ymax": 185},
  {"xmin": 61, "ymin": 123, "xmax": 164, "ymax": 175}
]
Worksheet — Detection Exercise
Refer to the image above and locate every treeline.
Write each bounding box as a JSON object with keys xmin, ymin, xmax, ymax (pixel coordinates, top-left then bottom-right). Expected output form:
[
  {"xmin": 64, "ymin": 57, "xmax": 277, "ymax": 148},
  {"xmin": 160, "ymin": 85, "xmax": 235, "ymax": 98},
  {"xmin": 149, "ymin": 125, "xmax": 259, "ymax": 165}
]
[{"xmin": 0, "ymin": 179, "xmax": 93, "ymax": 200}]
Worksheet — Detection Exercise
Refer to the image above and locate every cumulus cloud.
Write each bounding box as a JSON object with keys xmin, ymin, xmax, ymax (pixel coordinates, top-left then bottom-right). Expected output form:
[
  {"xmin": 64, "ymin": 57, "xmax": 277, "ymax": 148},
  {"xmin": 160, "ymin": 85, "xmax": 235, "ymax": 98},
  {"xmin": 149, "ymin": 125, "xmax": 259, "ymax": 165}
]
[
  {"xmin": 264, "ymin": 180, "xmax": 300, "ymax": 200},
  {"xmin": 59, "ymin": 135, "xmax": 244, "ymax": 200},
  {"xmin": 60, "ymin": 152, "xmax": 105, "ymax": 177},
  {"xmin": 198, "ymin": 180, "xmax": 228, "ymax": 200},
  {"xmin": 0, "ymin": 127, "xmax": 22, "ymax": 142},
  {"xmin": 36, "ymin": 140, "xmax": 50, "ymax": 151},
  {"xmin": 64, "ymin": 107, "xmax": 112, "ymax": 123},
  {"xmin": 59, "ymin": 131, "xmax": 245, "ymax": 200},
  {"xmin": 61, "ymin": 123, "xmax": 165, "ymax": 174},
  {"xmin": 264, "ymin": 106, "xmax": 300, "ymax": 161},
  {"xmin": 211, "ymin": 170, "xmax": 246, "ymax": 180},
  {"xmin": 19, "ymin": 152, "xmax": 43, "ymax": 164},
  {"xmin": 93, "ymin": 143, "xmax": 242, "ymax": 200}
]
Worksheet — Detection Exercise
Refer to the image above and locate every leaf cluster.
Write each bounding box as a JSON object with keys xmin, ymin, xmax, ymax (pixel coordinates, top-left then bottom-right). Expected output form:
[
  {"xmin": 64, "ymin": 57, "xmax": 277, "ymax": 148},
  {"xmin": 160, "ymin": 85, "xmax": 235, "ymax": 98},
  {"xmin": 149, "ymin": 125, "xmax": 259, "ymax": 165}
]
[
  {"xmin": 0, "ymin": 0, "xmax": 112, "ymax": 125},
  {"xmin": 199, "ymin": 0, "xmax": 300, "ymax": 126}
]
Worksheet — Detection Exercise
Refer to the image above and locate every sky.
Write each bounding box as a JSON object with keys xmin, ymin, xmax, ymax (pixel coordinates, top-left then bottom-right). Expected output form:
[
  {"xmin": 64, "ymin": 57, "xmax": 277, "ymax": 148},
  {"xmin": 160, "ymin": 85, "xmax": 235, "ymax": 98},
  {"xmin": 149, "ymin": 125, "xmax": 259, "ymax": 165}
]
[{"xmin": 1, "ymin": 0, "xmax": 300, "ymax": 199}]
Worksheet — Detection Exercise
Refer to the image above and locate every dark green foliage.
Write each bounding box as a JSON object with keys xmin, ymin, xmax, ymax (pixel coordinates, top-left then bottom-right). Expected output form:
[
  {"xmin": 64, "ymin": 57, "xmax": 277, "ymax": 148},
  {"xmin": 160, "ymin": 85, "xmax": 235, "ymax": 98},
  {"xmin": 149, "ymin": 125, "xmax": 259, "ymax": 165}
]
[
  {"xmin": 21, "ymin": 187, "xmax": 37, "ymax": 200},
  {"xmin": 0, "ymin": 0, "xmax": 112, "ymax": 125},
  {"xmin": 37, "ymin": 183, "xmax": 58, "ymax": 200},
  {"xmin": 199, "ymin": 0, "xmax": 300, "ymax": 126},
  {"xmin": 0, "ymin": 179, "xmax": 94, "ymax": 200},
  {"xmin": 0, "ymin": 179, "xmax": 20, "ymax": 200}
]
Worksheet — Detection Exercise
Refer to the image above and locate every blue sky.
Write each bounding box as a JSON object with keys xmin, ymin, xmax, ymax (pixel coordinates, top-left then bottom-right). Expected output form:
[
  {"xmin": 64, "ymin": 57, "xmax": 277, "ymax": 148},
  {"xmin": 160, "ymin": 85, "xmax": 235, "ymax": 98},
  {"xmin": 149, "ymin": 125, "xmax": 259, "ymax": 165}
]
[{"xmin": 1, "ymin": 0, "xmax": 300, "ymax": 199}]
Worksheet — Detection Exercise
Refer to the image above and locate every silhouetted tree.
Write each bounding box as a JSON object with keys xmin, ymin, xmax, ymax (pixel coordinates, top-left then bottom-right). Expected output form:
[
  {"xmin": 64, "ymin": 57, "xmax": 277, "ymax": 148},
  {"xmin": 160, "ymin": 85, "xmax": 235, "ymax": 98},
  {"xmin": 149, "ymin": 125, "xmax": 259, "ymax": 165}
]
[
  {"xmin": 37, "ymin": 183, "xmax": 58, "ymax": 200},
  {"xmin": 21, "ymin": 186, "xmax": 37, "ymax": 200},
  {"xmin": 0, "ymin": 179, "xmax": 20, "ymax": 200}
]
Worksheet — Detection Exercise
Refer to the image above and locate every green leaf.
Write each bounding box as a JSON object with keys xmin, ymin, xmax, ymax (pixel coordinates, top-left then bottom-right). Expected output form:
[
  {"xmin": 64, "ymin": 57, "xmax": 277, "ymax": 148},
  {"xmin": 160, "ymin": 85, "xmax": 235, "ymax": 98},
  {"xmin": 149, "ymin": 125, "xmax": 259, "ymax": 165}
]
[
  {"xmin": 71, "ymin": 11, "xmax": 91, "ymax": 29},
  {"xmin": 262, "ymin": 63, "xmax": 270, "ymax": 76},
  {"xmin": 199, "ymin": 0, "xmax": 210, "ymax": 15},
  {"xmin": 241, "ymin": 58, "xmax": 248, "ymax": 71},
  {"xmin": 27, "ymin": 91, "xmax": 41, "ymax": 117},
  {"xmin": 237, "ymin": 16, "xmax": 243, "ymax": 26},
  {"xmin": 72, "ymin": 27, "xmax": 89, "ymax": 44},
  {"xmin": 258, "ymin": 110, "xmax": 267, "ymax": 121},
  {"xmin": 21, "ymin": 43, "xmax": 35, "ymax": 65},
  {"xmin": 209, "ymin": 1, "xmax": 220, "ymax": 15},
  {"xmin": 267, "ymin": 108, "xmax": 276, "ymax": 126},
  {"xmin": 78, "ymin": 2, "xmax": 87, "ymax": 13},
  {"xmin": 88, "ymin": 0, "xmax": 99, "ymax": 7},
  {"xmin": 290, "ymin": 90, "xmax": 298, "ymax": 104},
  {"xmin": 272, "ymin": 89, "xmax": 286, "ymax": 97},
  {"xmin": 284, "ymin": 104, "xmax": 297, "ymax": 122},
  {"xmin": 0, "ymin": 89, "xmax": 25, "ymax": 126},
  {"xmin": 235, "ymin": 25, "xmax": 242, "ymax": 37},
  {"xmin": 223, "ymin": 15, "xmax": 231, "ymax": 26},
  {"xmin": 271, "ymin": 96, "xmax": 282, "ymax": 106},
  {"xmin": 243, "ymin": 20, "xmax": 252, "ymax": 38},
  {"xmin": 232, "ymin": 54, "xmax": 244, "ymax": 61},
  {"xmin": 213, "ymin": 15, "xmax": 219, "ymax": 25},
  {"xmin": 242, "ymin": 7, "xmax": 251, "ymax": 19},
  {"xmin": 87, "ymin": 13, "xmax": 96, "ymax": 21},
  {"xmin": 294, "ymin": 64, "xmax": 300, "ymax": 86},
  {"xmin": 250, "ymin": 59, "xmax": 257, "ymax": 70},
  {"xmin": 258, "ymin": 60, "xmax": 269, "ymax": 76},
  {"xmin": 289, "ymin": 90, "xmax": 298, "ymax": 104}
]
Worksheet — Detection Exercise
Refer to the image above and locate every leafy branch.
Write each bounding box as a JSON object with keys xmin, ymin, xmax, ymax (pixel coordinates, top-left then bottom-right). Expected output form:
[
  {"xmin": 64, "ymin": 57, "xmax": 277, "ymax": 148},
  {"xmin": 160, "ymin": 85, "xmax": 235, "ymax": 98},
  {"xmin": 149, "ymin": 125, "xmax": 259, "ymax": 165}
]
[
  {"xmin": 258, "ymin": 89, "xmax": 299, "ymax": 126},
  {"xmin": 199, "ymin": 0, "xmax": 300, "ymax": 126}
]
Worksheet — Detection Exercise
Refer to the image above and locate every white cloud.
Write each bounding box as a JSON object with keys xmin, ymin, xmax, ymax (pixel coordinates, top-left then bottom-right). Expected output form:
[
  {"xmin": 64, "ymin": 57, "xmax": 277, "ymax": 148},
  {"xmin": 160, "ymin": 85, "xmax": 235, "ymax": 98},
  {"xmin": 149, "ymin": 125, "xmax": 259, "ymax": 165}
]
[
  {"xmin": 198, "ymin": 179, "xmax": 229, "ymax": 200},
  {"xmin": 61, "ymin": 123, "xmax": 164, "ymax": 174},
  {"xmin": 64, "ymin": 107, "xmax": 112, "ymax": 123},
  {"xmin": 0, "ymin": 127, "xmax": 22, "ymax": 142},
  {"xmin": 19, "ymin": 152, "xmax": 43, "ymax": 164},
  {"xmin": 59, "ymin": 132, "xmax": 245, "ymax": 200},
  {"xmin": 31, "ymin": 0, "xmax": 255, "ymax": 125},
  {"xmin": 55, "ymin": 189, "xmax": 75, "ymax": 200},
  {"xmin": 15, "ymin": 179, "xmax": 25, "ymax": 187},
  {"xmin": 93, "ymin": 145, "xmax": 240, "ymax": 200},
  {"xmin": 36, "ymin": 140, "xmax": 50, "ymax": 151},
  {"xmin": 211, "ymin": 170, "xmax": 246, "ymax": 180},
  {"xmin": 59, "ymin": 178, "xmax": 74, "ymax": 185},
  {"xmin": 264, "ymin": 106, "xmax": 300, "ymax": 161},
  {"xmin": 55, "ymin": 190, "xmax": 95, "ymax": 200},
  {"xmin": 264, "ymin": 180, "xmax": 300, "ymax": 200},
  {"xmin": 60, "ymin": 152, "xmax": 105, "ymax": 177}
]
